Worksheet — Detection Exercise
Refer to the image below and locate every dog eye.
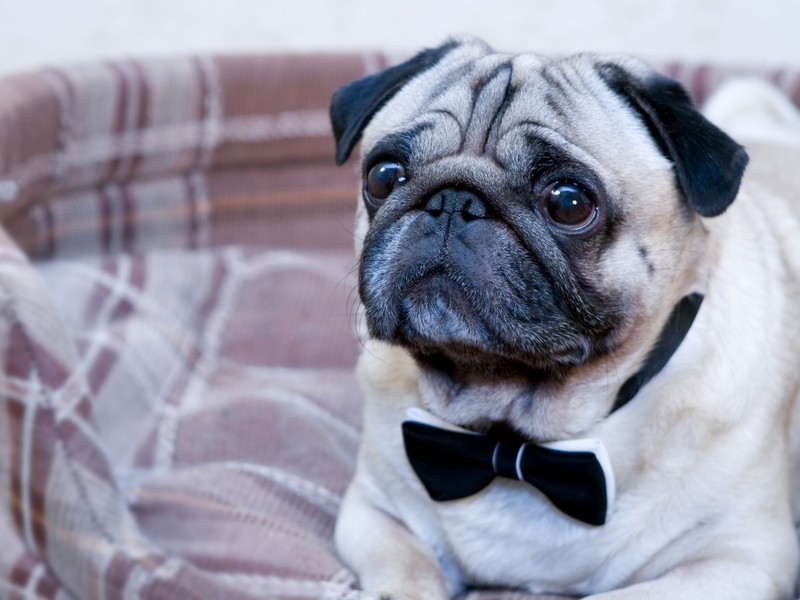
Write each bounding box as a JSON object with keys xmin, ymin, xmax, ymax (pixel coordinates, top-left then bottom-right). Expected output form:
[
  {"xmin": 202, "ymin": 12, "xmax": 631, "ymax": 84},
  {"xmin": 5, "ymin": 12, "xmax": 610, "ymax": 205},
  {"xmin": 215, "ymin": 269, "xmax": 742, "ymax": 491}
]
[
  {"xmin": 365, "ymin": 161, "xmax": 407, "ymax": 207},
  {"xmin": 543, "ymin": 182, "xmax": 597, "ymax": 230}
]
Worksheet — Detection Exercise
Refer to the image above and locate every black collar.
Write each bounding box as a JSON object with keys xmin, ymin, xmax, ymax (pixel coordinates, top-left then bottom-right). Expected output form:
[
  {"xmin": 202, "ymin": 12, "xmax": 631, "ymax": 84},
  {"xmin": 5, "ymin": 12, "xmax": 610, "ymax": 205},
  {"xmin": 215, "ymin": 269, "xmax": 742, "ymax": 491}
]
[{"xmin": 609, "ymin": 293, "xmax": 704, "ymax": 414}]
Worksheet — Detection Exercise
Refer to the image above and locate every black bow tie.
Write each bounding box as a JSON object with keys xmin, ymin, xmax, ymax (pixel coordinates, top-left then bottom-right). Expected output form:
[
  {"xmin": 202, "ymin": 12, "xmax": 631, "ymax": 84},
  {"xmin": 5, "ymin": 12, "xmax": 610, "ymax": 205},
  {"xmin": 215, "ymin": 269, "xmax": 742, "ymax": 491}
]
[{"xmin": 402, "ymin": 419, "xmax": 611, "ymax": 526}]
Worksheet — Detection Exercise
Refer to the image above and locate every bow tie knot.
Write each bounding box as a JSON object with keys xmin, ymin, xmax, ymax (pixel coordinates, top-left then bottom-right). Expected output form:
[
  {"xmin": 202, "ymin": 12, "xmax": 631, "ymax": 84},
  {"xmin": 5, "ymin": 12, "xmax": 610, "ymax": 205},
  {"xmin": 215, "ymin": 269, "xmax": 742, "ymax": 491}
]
[
  {"xmin": 401, "ymin": 410, "xmax": 615, "ymax": 526},
  {"xmin": 491, "ymin": 439, "xmax": 525, "ymax": 480}
]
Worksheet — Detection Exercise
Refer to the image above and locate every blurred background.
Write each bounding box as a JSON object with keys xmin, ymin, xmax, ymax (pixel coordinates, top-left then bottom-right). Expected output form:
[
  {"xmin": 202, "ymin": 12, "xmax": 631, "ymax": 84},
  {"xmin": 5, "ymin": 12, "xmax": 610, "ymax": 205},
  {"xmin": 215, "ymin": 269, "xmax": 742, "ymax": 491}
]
[{"xmin": 1, "ymin": 0, "xmax": 799, "ymax": 77}]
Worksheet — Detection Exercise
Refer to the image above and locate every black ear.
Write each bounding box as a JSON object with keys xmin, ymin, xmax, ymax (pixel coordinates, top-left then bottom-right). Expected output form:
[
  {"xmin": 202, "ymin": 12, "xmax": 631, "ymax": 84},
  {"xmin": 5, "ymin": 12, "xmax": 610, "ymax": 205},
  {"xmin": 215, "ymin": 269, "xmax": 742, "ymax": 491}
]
[
  {"xmin": 330, "ymin": 41, "xmax": 459, "ymax": 165},
  {"xmin": 599, "ymin": 64, "xmax": 748, "ymax": 217}
]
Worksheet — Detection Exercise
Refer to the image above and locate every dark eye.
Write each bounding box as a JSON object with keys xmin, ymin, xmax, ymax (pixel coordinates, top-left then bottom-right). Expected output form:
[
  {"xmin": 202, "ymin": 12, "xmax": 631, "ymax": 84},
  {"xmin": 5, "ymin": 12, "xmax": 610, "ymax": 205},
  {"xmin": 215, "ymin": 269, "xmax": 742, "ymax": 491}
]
[
  {"xmin": 543, "ymin": 182, "xmax": 597, "ymax": 230},
  {"xmin": 364, "ymin": 161, "xmax": 407, "ymax": 208}
]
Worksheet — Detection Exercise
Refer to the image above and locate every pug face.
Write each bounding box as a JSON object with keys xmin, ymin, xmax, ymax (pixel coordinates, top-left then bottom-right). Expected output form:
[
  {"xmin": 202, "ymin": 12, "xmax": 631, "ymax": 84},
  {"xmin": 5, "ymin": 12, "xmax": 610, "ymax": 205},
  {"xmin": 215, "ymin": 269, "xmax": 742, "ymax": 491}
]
[{"xmin": 331, "ymin": 38, "xmax": 747, "ymax": 441}]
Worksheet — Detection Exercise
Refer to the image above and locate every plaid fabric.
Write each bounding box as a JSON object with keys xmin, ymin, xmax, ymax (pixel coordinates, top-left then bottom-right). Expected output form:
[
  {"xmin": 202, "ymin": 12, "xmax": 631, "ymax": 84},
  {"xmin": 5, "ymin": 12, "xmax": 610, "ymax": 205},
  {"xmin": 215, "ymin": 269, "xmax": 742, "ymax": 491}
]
[
  {"xmin": 0, "ymin": 51, "xmax": 798, "ymax": 600},
  {"xmin": 0, "ymin": 51, "xmax": 378, "ymax": 600}
]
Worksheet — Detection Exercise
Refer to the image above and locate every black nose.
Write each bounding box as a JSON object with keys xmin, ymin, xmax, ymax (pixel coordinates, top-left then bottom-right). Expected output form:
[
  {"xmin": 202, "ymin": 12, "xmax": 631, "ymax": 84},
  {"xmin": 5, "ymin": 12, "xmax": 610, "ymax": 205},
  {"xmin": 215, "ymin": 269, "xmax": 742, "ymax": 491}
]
[{"xmin": 423, "ymin": 188, "xmax": 490, "ymax": 222}]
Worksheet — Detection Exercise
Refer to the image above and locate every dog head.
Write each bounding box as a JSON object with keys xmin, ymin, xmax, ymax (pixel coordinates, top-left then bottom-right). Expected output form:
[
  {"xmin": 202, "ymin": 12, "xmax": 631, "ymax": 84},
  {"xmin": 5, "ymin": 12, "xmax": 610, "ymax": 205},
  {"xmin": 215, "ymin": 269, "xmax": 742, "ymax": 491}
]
[{"xmin": 331, "ymin": 37, "xmax": 747, "ymax": 441}]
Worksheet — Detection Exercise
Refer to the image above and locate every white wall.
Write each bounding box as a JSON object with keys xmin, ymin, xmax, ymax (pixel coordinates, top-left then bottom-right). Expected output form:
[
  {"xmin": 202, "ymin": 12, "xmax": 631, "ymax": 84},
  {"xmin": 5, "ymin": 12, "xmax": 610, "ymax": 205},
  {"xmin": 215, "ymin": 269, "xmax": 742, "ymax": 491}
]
[{"xmin": 1, "ymin": 0, "xmax": 799, "ymax": 77}]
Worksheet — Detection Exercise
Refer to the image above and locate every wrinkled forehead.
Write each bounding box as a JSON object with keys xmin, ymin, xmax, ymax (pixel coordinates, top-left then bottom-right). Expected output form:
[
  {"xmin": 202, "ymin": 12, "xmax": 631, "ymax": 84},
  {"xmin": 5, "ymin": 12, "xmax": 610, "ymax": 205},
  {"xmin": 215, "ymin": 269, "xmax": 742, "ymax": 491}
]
[{"xmin": 361, "ymin": 51, "xmax": 666, "ymax": 182}]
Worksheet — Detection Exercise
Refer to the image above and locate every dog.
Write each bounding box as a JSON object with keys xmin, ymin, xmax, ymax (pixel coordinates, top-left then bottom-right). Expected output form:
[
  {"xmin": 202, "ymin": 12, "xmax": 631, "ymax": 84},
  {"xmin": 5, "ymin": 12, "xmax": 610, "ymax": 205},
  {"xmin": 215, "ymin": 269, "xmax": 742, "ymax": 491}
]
[{"xmin": 330, "ymin": 36, "xmax": 800, "ymax": 599}]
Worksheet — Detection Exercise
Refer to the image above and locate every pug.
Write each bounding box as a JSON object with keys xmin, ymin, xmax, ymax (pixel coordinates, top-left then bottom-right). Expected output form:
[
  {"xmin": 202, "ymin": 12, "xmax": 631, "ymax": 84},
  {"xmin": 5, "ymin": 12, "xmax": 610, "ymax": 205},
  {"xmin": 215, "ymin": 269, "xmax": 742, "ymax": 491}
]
[{"xmin": 330, "ymin": 36, "xmax": 800, "ymax": 599}]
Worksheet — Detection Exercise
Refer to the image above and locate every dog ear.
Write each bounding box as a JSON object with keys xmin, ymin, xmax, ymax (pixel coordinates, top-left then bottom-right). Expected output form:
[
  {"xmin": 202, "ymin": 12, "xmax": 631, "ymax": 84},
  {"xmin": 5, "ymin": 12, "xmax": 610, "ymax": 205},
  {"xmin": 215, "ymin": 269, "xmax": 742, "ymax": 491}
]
[
  {"xmin": 330, "ymin": 40, "xmax": 459, "ymax": 165},
  {"xmin": 598, "ymin": 64, "xmax": 748, "ymax": 217}
]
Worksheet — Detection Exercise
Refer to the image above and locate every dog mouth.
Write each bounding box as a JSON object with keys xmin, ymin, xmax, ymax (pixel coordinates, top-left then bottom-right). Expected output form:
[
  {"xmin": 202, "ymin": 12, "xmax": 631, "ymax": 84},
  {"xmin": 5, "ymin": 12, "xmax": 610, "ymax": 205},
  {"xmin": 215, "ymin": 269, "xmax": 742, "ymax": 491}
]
[
  {"xmin": 413, "ymin": 349, "xmax": 553, "ymax": 389},
  {"xmin": 398, "ymin": 269, "xmax": 478, "ymax": 347},
  {"xmin": 373, "ymin": 265, "xmax": 597, "ymax": 380}
]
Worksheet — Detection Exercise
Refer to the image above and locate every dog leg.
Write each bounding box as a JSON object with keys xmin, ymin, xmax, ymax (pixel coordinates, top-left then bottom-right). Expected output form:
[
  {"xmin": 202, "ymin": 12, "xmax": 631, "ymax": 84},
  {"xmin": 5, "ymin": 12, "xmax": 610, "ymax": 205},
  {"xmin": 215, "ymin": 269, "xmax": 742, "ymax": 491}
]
[
  {"xmin": 585, "ymin": 558, "xmax": 794, "ymax": 600},
  {"xmin": 335, "ymin": 481, "xmax": 451, "ymax": 600}
]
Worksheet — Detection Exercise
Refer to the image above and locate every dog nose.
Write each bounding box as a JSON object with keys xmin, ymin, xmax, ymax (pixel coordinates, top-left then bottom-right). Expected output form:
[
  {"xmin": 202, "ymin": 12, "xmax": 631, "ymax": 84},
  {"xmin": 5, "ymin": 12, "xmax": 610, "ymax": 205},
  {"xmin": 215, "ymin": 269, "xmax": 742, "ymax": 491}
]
[{"xmin": 423, "ymin": 188, "xmax": 490, "ymax": 221}]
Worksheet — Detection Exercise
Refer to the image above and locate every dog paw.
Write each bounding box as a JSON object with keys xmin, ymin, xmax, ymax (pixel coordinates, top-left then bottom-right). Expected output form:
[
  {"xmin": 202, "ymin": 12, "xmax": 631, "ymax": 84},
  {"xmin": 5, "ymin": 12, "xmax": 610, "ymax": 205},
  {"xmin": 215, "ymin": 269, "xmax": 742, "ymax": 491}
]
[
  {"xmin": 338, "ymin": 591, "xmax": 396, "ymax": 600},
  {"xmin": 340, "ymin": 590, "xmax": 449, "ymax": 600}
]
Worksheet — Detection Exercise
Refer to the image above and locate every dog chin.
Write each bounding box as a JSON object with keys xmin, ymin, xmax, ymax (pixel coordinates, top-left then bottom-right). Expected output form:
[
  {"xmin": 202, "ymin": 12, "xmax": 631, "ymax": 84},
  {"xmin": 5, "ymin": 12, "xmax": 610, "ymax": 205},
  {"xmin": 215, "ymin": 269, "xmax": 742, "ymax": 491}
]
[{"xmin": 408, "ymin": 349, "xmax": 586, "ymax": 442}]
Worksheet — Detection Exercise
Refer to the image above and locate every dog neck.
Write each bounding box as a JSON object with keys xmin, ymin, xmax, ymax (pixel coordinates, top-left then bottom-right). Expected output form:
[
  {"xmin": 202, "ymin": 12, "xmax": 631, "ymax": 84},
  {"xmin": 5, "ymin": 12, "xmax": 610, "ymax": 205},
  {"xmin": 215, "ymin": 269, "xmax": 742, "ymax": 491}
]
[
  {"xmin": 608, "ymin": 293, "xmax": 704, "ymax": 415},
  {"xmin": 360, "ymin": 294, "xmax": 707, "ymax": 444}
]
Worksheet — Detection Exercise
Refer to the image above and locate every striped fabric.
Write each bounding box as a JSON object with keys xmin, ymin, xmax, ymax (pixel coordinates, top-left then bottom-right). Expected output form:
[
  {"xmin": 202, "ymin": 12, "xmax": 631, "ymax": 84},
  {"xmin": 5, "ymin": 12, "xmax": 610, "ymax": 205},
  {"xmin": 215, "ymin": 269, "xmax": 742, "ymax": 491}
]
[{"xmin": 0, "ymin": 51, "xmax": 798, "ymax": 600}]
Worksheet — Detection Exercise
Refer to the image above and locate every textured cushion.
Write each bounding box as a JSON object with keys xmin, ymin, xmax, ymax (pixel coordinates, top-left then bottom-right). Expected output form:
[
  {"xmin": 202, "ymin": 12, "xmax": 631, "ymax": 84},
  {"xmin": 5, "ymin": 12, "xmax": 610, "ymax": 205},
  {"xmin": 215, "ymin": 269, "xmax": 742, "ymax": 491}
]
[
  {"xmin": 0, "ymin": 51, "xmax": 798, "ymax": 600},
  {"xmin": 39, "ymin": 246, "xmax": 361, "ymax": 599},
  {"xmin": 0, "ymin": 52, "xmax": 373, "ymax": 600}
]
